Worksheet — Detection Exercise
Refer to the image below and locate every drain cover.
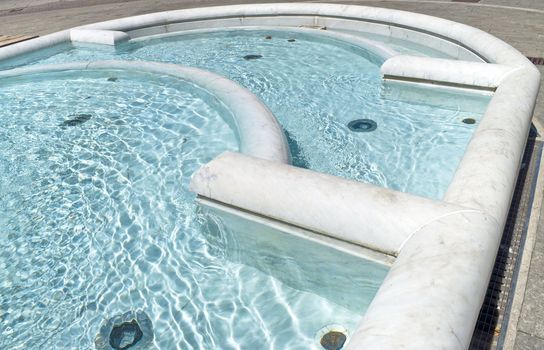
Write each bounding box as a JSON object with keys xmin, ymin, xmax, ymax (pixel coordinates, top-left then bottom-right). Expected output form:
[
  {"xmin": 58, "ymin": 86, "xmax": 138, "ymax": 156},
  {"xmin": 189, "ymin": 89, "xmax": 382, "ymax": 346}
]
[
  {"xmin": 243, "ymin": 54, "xmax": 262, "ymax": 60},
  {"xmin": 347, "ymin": 119, "xmax": 377, "ymax": 132},
  {"xmin": 321, "ymin": 331, "xmax": 347, "ymax": 350},
  {"xmin": 462, "ymin": 118, "xmax": 476, "ymax": 125},
  {"xmin": 95, "ymin": 310, "xmax": 153, "ymax": 350},
  {"xmin": 60, "ymin": 113, "xmax": 92, "ymax": 127},
  {"xmin": 109, "ymin": 320, "xmax": 143, "ymax": 350},
  {"xmin": 527, "ymin": 56, "xmax": 544, "ymax": 65},
  {"xmin": 316, "ymin": 325, "xmax": 349, "ymax": 350}
]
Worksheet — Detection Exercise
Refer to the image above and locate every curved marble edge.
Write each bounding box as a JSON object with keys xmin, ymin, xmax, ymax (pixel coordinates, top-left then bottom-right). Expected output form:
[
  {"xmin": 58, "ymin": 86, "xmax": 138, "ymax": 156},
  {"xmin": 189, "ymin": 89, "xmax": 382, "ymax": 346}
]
[
  {"xmin": 0, "ymin": 61, "xmax": 290, "ymax": 164},
  {"xmin": 0, "ymin": 3, "xmax": 531, "ymax": 68},
  {"xmin": 351, "ymin": 210, "xmax": 502, "ymax": 349},
  {"xmin": 445, "ymin": 67, "xmax": 541, "ymax": 229},
  {"xmin": 73, "ymin": 3, "xmax": 526, "ymax": 64}
]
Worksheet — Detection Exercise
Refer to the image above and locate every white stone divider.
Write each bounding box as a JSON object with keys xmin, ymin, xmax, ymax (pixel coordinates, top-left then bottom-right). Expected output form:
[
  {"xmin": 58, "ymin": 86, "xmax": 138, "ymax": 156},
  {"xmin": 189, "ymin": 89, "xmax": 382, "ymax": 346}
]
[
  {"xmin": 381, "ymin": 55, "xmax": 516, "ymax": 89},
  {"xmin": 190, "ymin": 151, "xmax": 476, "ymax": 256},
  {"xmin": 70, "ymin": 29, "xmax": 130, "ymax": 46},
  {"xmin": 0, "ymin": 60, "xmax": 290, "ymax": 164}
]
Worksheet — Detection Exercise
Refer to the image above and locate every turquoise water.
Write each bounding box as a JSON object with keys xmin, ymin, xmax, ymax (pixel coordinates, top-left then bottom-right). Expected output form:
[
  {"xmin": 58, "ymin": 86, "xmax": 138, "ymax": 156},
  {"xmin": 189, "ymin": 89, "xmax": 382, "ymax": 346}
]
[
  {"xmin": 29, "ymin": 28, "xmax": 491, "ymax": 199},
  {"xmin": 0, "ymin": 27, "xmax": 492, "ymax": 349},
  {"xmin": 0, "ymin": 70, "xmax": 388, "ymax": 349}
]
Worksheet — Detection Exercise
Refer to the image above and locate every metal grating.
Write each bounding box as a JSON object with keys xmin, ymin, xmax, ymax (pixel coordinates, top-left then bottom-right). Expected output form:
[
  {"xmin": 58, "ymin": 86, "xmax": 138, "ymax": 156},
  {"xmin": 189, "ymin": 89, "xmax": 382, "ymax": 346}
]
[
  {"xmin": 527, "ymin": 57, "xmax": 544, "ymax": 66},
  {"xmin": 469, "ymin": 127, "xmax": 543, "ymax": 349}
]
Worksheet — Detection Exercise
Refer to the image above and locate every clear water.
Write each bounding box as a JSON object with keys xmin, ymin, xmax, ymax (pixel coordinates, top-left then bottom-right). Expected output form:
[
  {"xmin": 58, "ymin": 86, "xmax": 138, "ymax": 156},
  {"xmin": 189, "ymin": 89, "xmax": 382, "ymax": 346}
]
[
  {"xmin": 29, "ymin": 28, "xmax": 491, "ymax": 199},
  {"xmin": 0, "ymin": 70, "xmax": 387, "ymax": 349}
]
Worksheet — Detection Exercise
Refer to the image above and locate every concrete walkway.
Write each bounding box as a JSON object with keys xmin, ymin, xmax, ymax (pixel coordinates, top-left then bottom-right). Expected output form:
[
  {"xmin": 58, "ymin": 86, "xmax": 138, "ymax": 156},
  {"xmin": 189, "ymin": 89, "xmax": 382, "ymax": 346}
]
[{"xmin": 0, "ymin": 1, "xmax": 543, "ymax": 349}]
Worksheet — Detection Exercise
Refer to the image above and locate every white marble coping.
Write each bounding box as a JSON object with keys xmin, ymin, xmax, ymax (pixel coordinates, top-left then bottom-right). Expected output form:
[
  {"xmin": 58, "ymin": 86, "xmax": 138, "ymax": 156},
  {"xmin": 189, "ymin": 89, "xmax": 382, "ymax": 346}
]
[
  {"xmin": 0, "ymin": 3, "xmax": 541, "ymax": 350},
  {"xmin": 0, "ymin": 30, "xmax": 69, "ymax": 67},
  {"xmin": 70, "ymin": 29, "xmax": 130, "ymax": 46},
  {"xmin": 351, "ymin": 210, "xmax": 501, "ymax": 349},
  {"xmin": 0, "ymin": 3, "xmax": 532, "ymax": 68},
  {"xmin": 0, "ymin": 60, "xmax": 289, "ymax": 164},
  {"xmin": 445, "ymin": 66, "xmax": 541, "ymax": 230},
  {"xmin": 381, "ymin": 55, "xmax": 516, "ymax": 89},
  {"xmin": 190, "ymin": 151, "xmax": 477, "ymax": 257}
]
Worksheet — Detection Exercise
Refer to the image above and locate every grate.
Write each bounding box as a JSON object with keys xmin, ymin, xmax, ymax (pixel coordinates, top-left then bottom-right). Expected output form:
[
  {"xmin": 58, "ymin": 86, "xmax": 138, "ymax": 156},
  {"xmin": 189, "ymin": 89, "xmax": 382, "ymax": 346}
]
[
  {"xmin": 527, "ymin": 57, "xmax": 544, "ymax": 66},
  {"xmin": 469, "ymin": 127, "xmax": 543, "ymax": 349}
]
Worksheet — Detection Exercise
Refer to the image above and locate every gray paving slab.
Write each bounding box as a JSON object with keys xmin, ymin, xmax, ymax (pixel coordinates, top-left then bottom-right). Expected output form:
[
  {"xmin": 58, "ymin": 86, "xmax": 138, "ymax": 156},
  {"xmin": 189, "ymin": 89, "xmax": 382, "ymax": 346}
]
[
  {"xmin": 515, "ymin": 186, "xmax": 544, "ymax": 341},
  {"xmin": 0, "ymin": 0, "xmax": 293, "ymax": 36},
  {"xmin": 517, "ymin": 260, "xmax": 544, "ymax": 338},
  {"xmin": 481, "ymin": 0, "xmax": 544, "ymax": 11},
  {"xmin": 514, "ymin": 331, "xmax": 544, "ymax": 350}
]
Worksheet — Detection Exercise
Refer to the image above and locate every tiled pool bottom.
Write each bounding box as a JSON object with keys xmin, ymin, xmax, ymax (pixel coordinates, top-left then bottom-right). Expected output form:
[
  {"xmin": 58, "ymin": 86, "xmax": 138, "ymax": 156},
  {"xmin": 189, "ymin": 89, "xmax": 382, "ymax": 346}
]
[{"xmin": 470, "ymin": 129, "xmax": 543, "ymax": 349}]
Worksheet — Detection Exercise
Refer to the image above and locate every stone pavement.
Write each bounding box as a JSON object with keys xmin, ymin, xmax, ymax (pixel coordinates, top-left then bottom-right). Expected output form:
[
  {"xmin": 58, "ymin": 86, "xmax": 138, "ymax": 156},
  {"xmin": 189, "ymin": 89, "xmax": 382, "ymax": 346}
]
[
  {"xmin": 515, "ymin": 205, "xmax": 544, "ymax": 350},
  {"xmin": 0, "ymin": 1, "xmax": 542, "ymax": 349}
]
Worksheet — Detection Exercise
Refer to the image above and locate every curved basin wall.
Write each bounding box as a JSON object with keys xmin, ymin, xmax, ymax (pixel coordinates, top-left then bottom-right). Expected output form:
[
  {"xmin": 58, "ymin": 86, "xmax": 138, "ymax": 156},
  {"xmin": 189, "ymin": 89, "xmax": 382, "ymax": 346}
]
[
  {"xmin": 0, "ymin": 60, "xmax": 290, "ymax": 164},
  {"xmin": 19, "ymin": 27, "xmax": 493, "ymax": 199}
]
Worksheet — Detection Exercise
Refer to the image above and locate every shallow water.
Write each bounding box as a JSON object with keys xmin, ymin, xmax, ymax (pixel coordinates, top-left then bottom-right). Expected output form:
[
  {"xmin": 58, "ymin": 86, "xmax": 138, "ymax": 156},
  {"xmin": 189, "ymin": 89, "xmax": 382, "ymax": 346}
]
[
  {"xmin": 31, "ymin": 28, "xmax": 491, "ymax": 199},
  {"xmin": 0, "ymin": 70, "xmax": 387, "ymax": 349}
]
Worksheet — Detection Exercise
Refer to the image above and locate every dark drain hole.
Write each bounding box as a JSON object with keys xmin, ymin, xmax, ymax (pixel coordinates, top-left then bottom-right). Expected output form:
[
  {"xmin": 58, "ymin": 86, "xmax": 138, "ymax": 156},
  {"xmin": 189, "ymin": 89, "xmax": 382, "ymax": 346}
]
[
  {"xmin": 287, "ymin": 39, "xmax": 296, "ymax": 42},
  {"xmin": 347, "ymin": 119, "xmax": 377, "ymax": 132},
  {"xmin": 107, "ymin": 77, "xmax": 118, "ymax": 82},
  {"xmin": 527, "ymin": 56, "xmax": 544, "ymax": 65},
  {"xmin": 462, "ymin": 118, "xmax": 476, "ymax": 124},
  {"xmin": 61, "ymin": 113, "xmax": 92, "ymax": 127},
  {"xmin": 243, "ymin": 54, "xmax": 262, "ymax": 60},
  {"xmin": 265, "ymin": 35, "xmax": 272, "ymax": 40},
  {"xmin": 95, "ymin": 310, "xmax": 153, "ymax": 350},
  {"xmin": 109, "ymin": 320, "xmax": 143, "ymax": 350},
  {"xmin": 320, "ymin": 331, "xmax": 347, "ymax": 350}
]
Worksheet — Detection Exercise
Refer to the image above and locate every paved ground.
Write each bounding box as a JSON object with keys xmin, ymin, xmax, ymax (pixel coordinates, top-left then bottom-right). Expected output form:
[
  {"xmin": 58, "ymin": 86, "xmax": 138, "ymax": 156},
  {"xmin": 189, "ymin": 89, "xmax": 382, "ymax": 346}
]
[
  {"xmin": 511, "ymin": 192, "xmax": 544, "ymax": 350},
  {"xmin": 0, "ymin": 1, "xmax": 543, "ymax": 349}
]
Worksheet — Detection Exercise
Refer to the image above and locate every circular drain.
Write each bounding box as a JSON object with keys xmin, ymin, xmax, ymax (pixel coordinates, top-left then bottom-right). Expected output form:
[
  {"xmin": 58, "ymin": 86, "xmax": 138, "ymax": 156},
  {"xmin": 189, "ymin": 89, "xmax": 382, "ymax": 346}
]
[
  {"xmin": 60, "ymin": 113, "xmax": 92, "ymax": 127},
  {"xmin": 109, "ymin": 320, "xmax": 142, "ymax": 350},
  {"xmin": 316, "ymin": 325, "xmax": 349, "ymax": 350},
  {"xmin": 347, "ymin": 119, "xmax": 377, "ymax": 132},
  {"xmin": 462, "ymin": 117, "xmax": 476, "ymax": 124},
  {"xmin": 95, "ymin": 310, "xmax": 153, "ymax": 350}
]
